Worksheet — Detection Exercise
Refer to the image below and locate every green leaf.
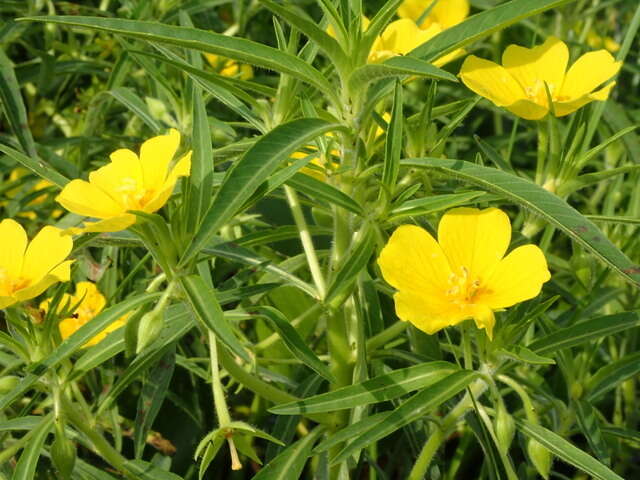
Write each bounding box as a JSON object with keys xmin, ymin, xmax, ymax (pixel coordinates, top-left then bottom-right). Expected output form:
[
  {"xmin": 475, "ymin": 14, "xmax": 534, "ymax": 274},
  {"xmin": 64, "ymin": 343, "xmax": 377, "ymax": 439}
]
[
  {"xmin": 108, "ymin": 87, "xmax": 162, "ymax": 133},
  {"xmin": 124, "ymin": 460, "xmax": 184, "ymax": 480},
  {"xmin": 382, "ymin": 80, "xmax": 403, "ymax": 195},
  {"xmin": 516, "ymin": 419, "xmax": 623, "ymax": 480},
  {"xmin": 325, "ymin": 229, "xmax": 375, "ymax": 307},
  {"xmin": 182, "ymin": 118, "xmax": 342, "ymax": 264},
  {"xmin": 0, "ymin": 50, "xmax": 37, "ymax": 157},
  {"xmin": 348, "ymin": 56, "xmax": 457, "ymax": 92},
  {"xmin": 389, "ymin": 191, "xmax": 486, "ymax": 220},
  {"xmin": 254, "ymin": 306, "xmax": 335, "ymax": 382},
  {"xmin": 187, "ymin": 85, "xmax": 214, "ymax": 229},
  {"xmin": 331, "ymin": 370, "xmax": 477, "ymax": 464},
  {"xmin": 528, "ymin": 312, "xmax": 640, "ymax": 355},
  {"xmin": 286, "ymin": 172, "xmax": 364, "ymax": 215},
  {"xmin": 271, "ymin": 361, "xmax": 459, "ymax": 415},
  {"xmin": 12, "ymin": 415, "xmax": 54, "ymax": 480},
  {"xmin": 21, "ymin": 16, "xmax": 335, "ymax": 99},
  {"xmin": 251, "ymin": 426, "xmax": 325, "ymax": 480},
  {"xmin": 587, "ymin": 351, "xmax": 640, "ymax": 401},
  {"xmin": 0, "ymin": 142, "xmax": 69, "ymax": 189},
  {"xmin": 401, "ymin": 158, "xmax": 640, "ymax": 287},
  {"xmin": 0, "ymin": 293, "xmax": 159, "ymax": 410},
  {"xmin": 410, "ymin": 0, "xmax": 578, "ymax": 62},
  {"xmin": 180, "ymin": 275, "xmax": 250, "ymax": 362},
  {"xmin": 313, "ymin": 411, "xmax": 392, "ymax": 454},
  {"xmin": 134, "ymin": 346, "xmax": 176, "ymax": 459},
  {"xmin": 575, "ymin": 400, "xmax": 611, "ymax": 466},
  {"xmin": 498, "ymin": 345, "xmax": 555, "ymax": 365}
]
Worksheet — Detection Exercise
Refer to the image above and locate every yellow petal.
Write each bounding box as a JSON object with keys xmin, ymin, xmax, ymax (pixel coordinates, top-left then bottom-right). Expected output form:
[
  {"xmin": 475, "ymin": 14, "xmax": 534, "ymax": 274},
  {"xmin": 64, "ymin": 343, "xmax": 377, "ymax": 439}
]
[
  {"xmin": 139, "ymin": 129, "xmax": 180, "ymax": 192},
  {"xmin": 0, "ymin": 219, "xmax": 27, "ymax": 278},
  {"xmin": 393, "ymin": 289, "xmax": 462, "ymax": 334},
  {"xmin": 14, "ymin": 260, "xmax": 73, "ymax": 302},
  {"xmin": 79, "ymin": 214, "xmax": 137, "ymax": 233},
  {"xmin": 506, "ymin": 98, "xmax": 550, "ymax": 120},
  {"xmin": 372, "ymin": 19, "xmax": 435, "ymax": 57},
  {"xmin": 143, "ymin": 151, "xmax": 192, "ymax": 213},
  {"xmin": 433, "ymin": 47, "xmax": 466, "ymax": 68},
  {"xmin": 22, "ymin": 227, "xmax": 73, "ymax": 284},
  {"xmin": 554, "ymin": 82, "xmax": 615, "ymax": 117},
  {"xmin": 0, "ymin": 296, "xmax": 16, "ymax": 309},
  {"xmin": 378, "ymin": 224, "xmax": 452, "ymax": 295},
  {"xmin": 398, "ymin": 0, "xmax": 470, "ymax": 29},
  {"xmin": 459, "ymin": 56, "xmax": 527, "ymax": 107},
  {"xmin": 88, "ymin": 152, "xmax": 144, "ymax": 207},
  {"xmin": 479, "ymin": 244, "xmax": 550, "ymax": 310},
  {"xmin": 56, "ymin": 179, "xmax": 125, "ymax": 218},
  {"xmin": 469, "ymin": 303, "xmax": 495, "ymax": 340},
  {"xmin": 558, "ymin": 50, "xmax": 621, "ymax": 101},
  {"xmin": 502, "ymin": 37, "xmax": 569, "ymax": 104},
  {"xmin": 438, "ymin": 207, "xmax": 511, "ymax": 281},
  {"xmin": 73, "ymin": 281, "xmax": 106, "ymax": 316}
]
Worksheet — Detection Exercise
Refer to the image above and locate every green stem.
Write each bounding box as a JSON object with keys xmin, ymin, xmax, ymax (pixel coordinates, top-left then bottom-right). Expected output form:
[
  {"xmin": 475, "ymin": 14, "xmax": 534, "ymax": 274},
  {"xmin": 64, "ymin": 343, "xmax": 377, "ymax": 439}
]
[
  {"xmin": 62, "ymin": 397, "xmax": 137, "ymax": 480},
  {"xmin": 208, "ymin": 332, "xmax": 231, "ymax": 427},
  {"xmin": 284, "ymin": 185, "xmax": 326, "ymax": 299},
  {"xmin": 408, "ymin": 426, "xmax": 444, "ymax": 480},
  {"xmin": 408, "ymin": 373, "xmax": 491, "ymax": 478}
]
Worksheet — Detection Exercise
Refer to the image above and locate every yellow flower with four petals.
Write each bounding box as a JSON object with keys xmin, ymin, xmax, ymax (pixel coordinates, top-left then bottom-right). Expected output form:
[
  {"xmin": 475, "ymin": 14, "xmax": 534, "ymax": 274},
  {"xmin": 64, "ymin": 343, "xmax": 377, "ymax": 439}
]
[
  {"xmin": 459, "ymin": 36, "xmax": 621, "ymax": 120},
  {"xmin": 378, "ymin": 208, "xmax": 550, "ymax": 339},
  {"xmin": 56, "ymin": 129, "xmax": 192, "ymax": 233},
  {"xmin": 0, "ymin": 219, "xmax": 73, "ymax": 309}
]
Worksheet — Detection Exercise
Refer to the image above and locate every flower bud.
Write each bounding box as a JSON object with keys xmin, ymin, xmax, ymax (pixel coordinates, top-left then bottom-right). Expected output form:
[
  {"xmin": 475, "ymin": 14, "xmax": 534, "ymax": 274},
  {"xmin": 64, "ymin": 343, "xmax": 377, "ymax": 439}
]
[
  {"xmin": 0, "ymin": 375, "xmax": 20, "ymax": 394},
  {"xmin": 136, "ymin": 310, "xmax": 164, "ymax": 353},
  {"xmin": 527, "ymin": 439, "xmax": 552, "ymax": 479},
  {"xmin": 495, "ymin": 403, "xmax": 515, "ymax": 452},
  {"xmin": 51, "ymin": 428, "xmax": 76, "ymax": 479}
]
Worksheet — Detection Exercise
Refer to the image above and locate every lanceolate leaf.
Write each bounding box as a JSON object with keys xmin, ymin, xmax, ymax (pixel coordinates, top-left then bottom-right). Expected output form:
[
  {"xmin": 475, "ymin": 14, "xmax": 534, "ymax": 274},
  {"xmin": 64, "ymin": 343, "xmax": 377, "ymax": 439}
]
[
  {"xmin": 180, "ymin": 275, "xmax": 250, "ymax": 362},
  {"xmin": 586, "ymin": 351, "xmax": 640, "ymax": 401},
  {"xmin": 286, "ymin": 172, "xmax": 364, "ymax": 215},
  {"xmin": 182, "ymin": 118, "xmax": 343, "ymax": 264},
  {"xmin": 516, "ymin": 419, "xmax": 623, "ymax": 480},
  {"xmin": 348, "ymin": 56, "xmax": 457, "ymax": 92},
  {"xmin": 21, "ymin": 16, "xmax": 336, "ymax": 99},
  {"xmin": 331, "ymin": 370, "xmax": 477, "ymax": 464},
  {"xmin": 0, "ymin": 142, "xmax": 70, "ymax": 189},
  {"xmin": 528, "ymin": 312, "xmax": 640, "ymax": 355},
  {"xmin": 254, "ymin": 306, "xmax": 335, "ymax": 382},
  {"xmin": 401, "ymin": 158, "xmax": 640, "ymax": 287},
  {"xmin": 251, "ymin": 426, "xmax": 325, "ymax": 480},
  {"xmin": 0, "ymin": 50, "xmax": 37, "ymax": 158},
  {"xmin": 271, "ymin": 361, "xmax": 459, "ymax": 414},
  {"xmin": 12, "ymin": 415, "xmax": 54, "ymax": 480}
]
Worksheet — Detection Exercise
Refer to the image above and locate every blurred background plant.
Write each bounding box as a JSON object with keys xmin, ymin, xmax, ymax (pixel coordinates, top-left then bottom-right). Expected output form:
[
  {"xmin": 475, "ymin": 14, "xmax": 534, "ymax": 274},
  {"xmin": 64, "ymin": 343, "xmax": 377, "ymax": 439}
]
[{"xmin": 0, "ymin": 0, "xmax": 639, "ymax": 479}]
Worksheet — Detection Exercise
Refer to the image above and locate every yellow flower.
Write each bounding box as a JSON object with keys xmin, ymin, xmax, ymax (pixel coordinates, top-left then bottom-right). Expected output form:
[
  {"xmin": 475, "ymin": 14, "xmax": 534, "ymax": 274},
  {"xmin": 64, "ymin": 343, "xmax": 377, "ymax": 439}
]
[
  {"xmin": 398, "ymin": 0, "xmax": 470, "ymax": 29},
  {"xmin": 0, "ymin": 219, "xmax": 73, "ymax": 309},
  {"xmin": 459, "ymin": 36, "xmax": 621, "ymax": 120},
  {"xmin": 42, "ymin": 282, "xmax": 126, "ymax": 347},
  {"xmin": 205, "ymin": 54, "xmax": 253, "ymax": 80},
  {"xmin": 369, "ymin": 19, "xmax": 464, "ymax": 66},
  {"xmin": 377, "ymin": 207, "xmax": 550, "ymax": 338},
  {"xmin": 291, "ymin": 148, "xmax": 339, "ymax": 182},
  {"xmin": 56, "ymin": 129, "xmax": 192, "ymax": 233},
  {"xmin": 586, "ymin": 30, "xmax": 620, "ymax": 53}
]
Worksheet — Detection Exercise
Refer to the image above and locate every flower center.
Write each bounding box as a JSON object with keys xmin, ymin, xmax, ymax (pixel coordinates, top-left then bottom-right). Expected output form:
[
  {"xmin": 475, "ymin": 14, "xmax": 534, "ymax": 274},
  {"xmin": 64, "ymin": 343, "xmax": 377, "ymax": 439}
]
[
  {"xmin": 524, "ymin": 79, "xmax": 557, "ymax": 106},
  {"xmin": 446, "ymin": 266, "xmax": 482, "ymax": 307},
  {"xmin": 115, "ymin": 177, "xmax": 155, "ymax": 210},
  {"xmin": 0, "ymin": 267, "xmax": 31, "ymax": 296}
]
